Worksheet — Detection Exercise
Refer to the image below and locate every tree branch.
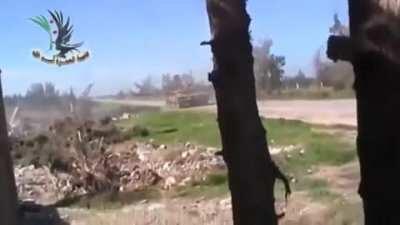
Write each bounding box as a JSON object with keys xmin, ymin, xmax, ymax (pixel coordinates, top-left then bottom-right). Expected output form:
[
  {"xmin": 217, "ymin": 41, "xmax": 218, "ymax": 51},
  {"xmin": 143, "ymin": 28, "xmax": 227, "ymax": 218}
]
[{"xmin": 327, "ymin": 35, "xmax": 354, "ymax": 62}]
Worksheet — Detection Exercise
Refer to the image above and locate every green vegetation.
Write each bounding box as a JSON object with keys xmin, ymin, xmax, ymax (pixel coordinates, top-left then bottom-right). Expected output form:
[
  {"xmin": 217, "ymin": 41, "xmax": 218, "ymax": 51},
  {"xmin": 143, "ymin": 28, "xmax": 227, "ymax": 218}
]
[
  {"xmin": 173, "ymin": 172, "xmax": 339, "ymax": 202},
  {"xmin": 117, "ymin": 111, "xmax": 357, "ymax": 202},
  {"xmin": 123, "ymin": 125, "xmax": 150, "ymax": 138},
  {"xmin": 118, "ymin": 111, "xmax": 221, "ymax": 147},
  {"xmin": 57, "ymin": 110, "xmax": 357, "ymax": 209},
  {"xmin": 56, "ymin": 188, "xmax": 162, "ymax": 210},
  {"xmin": 174, "ymin": 172, "xmax": 229, "ymax": 199},
  {"xmin": 119, "ymin": 111, "xmax": 356, "ymax": 168},
  {"xmin": 296, "ymin": 178, "xmax": 339, "ymax": 202}
]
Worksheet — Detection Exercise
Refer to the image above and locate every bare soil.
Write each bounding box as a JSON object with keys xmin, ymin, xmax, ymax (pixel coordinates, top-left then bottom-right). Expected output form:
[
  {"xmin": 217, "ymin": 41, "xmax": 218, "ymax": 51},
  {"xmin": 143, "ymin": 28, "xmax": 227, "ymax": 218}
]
[{"xmin": 197, "ymin": 99, "xmax": 357, "ymax": 127}]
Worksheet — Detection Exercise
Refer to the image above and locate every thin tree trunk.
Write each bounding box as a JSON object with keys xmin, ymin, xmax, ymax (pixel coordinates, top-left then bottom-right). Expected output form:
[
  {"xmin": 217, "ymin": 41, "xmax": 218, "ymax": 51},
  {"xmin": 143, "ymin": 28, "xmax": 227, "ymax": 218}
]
[
  {"xmin": 328, "ymin": 1, "xmax": 400, "ymax": 224},
  {"xmin": 0, "ymin": 70, "xmax": 18, "ymax": 225},
  {"xmin": 204, "ymin": 1, "xmax": 280, "ymax": 224}
]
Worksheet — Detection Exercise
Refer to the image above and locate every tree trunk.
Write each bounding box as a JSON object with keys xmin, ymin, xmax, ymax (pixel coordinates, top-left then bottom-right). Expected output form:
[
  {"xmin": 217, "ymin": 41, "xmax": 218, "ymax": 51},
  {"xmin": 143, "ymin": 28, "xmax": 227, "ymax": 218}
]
[
  {"xmin": 328, "ymin": 1, "xmax": 400, "ymax": 224},
  {"xmin": 204, "ymin": 1, "xmax": 281, "ymax": 224},
  {"xmin": 0, "ymin": 70, "xmax": 18, "ymax": 225}
]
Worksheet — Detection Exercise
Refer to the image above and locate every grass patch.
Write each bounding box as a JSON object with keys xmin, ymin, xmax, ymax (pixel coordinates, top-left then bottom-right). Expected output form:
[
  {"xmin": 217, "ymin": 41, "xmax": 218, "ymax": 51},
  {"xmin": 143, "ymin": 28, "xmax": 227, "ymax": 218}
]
[
  {"xmin": 123, "ymin": 125, "xmax": 150, "ymax": 139},
  {"xmin": 117, "ymin": 111, "xmax": 221, "ymax": 147},
  {"xmin": 173, "ymin": 172, "xmax": 340, "ymax": 203},
  {"xmin": 173, "ymin": 172, "xmax": 229, "ymax": 199},
  {"xmin": 296, "ymin": 178, "xmax": 339, "ymax": 202},
  {"xmin": 56, "ymin": 188, "xmax": 161, "ymax": 210},
  {"xmin": 117, "ymin": 111, "xmax": 356, "ymax": 201},
  {"xmin": 119, "ymin": 111, "xmax": 356, "ymax": 169}
]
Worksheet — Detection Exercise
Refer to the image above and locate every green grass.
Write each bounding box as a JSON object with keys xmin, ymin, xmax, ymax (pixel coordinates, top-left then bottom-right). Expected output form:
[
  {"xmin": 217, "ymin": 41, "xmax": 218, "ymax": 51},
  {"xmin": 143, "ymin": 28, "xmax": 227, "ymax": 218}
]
[
  {"xmin": 118, "ymin": 111, "xmax": 221, "ymax": 147},
  {"xmin": 119, "ymin": 111, "xmax": 356, "ymax": 168},
  {"xmin": 296, "ymin": 178, "xmax": 340, "ymax": 202},
  {"xmin": 174, "ymin": 172, "xmax": 229, "ymax": 199},
  {"xmin": 174, "ymin": 172, "xmax": 339, "ymax": 203},
  {"xmin": 55, "ymin": 188, "xmax": 162, "ymax": 210},
  {"xmin": 117, "ymin": 111, "xmax": 357, "ymax": 201}
]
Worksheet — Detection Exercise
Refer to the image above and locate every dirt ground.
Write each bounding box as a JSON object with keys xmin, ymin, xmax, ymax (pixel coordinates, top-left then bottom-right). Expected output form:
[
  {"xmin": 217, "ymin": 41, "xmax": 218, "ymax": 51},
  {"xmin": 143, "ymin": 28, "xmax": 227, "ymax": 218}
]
[
  {"xmin": 196, "ymin": 99, "xmax": 357, "ymax": 127},
  {"xmin": 61, "ymin": 196, "xmax": 324, "ymax": 225},
  {"xmin": 60, "ymin": 188, "xmax": 361, "ymax": 225},
  {"xmin": 257, "ymin": 99, "xmax": 356, "ymax": 127},
  {"xmin": 314, "ymin": 162, "xmax": 360, "ymax": 202},
  {"xmin": 55, "ymin": 128, "xmax": 362, "ymax": 225},
  {"xmin": 36, "ymin": 99, "xmax": 361, "ymax": 225}
]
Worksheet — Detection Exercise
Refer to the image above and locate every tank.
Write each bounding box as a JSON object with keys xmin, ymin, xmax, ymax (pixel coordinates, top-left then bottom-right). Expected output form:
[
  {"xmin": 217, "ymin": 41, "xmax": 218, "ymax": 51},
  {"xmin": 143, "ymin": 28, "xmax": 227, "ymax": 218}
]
[{"xmin": 166, "ymin": 91, "xmax": 210, "ymax": 108}]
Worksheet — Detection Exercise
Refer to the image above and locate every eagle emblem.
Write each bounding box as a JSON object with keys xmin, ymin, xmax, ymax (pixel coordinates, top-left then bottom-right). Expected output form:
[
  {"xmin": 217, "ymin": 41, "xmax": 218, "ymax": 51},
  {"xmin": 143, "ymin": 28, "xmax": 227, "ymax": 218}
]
[{"xmin": 30, "ymin": 10, "xmax": 90, "ymax": 66}]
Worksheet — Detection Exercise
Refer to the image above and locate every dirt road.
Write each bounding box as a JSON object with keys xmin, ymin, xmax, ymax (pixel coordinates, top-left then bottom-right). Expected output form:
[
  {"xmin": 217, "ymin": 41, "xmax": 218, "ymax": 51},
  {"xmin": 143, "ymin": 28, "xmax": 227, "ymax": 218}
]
[
  {"xmin": 97, "ymin": 98, "xmax": 357, "ymax": 127},
  {"xmin": 96, "ymin": 99, "xmax": 166, "ymax": 107},
  {"xmin": 192, "ymin": 99, "xmax": 357, "ymax": 127},
  {"xmin": 257, "ymin": 99, "xmax": 356, "ymax": 127}
]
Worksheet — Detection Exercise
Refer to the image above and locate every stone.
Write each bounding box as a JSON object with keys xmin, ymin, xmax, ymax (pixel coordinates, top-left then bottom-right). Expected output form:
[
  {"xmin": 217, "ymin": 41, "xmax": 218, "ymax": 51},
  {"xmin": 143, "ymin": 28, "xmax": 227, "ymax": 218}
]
[
  {"xmin": 185, "ymin": 142, "xmax": 192, "ymax": 148},
  {"xmin": 158, "ymin": 144, "xmax": 167, "ymax": 150},
  {"xmin": 181, "ymin": 151, "xmax": 189, "ymax": 159},
  {"xmin": 148, "ymin": 203, "xmax": 165, "ymax": 211},
  {"xmin": 179, "ymin": 177, "xmax": 192, "ymax": 186},
  {"xmin": 164, "ymin": 176, "xmax": 177, "ymax": 190},
  {"xmin": 120, "ymin": 113, "xmax": 130, "ymax": 120}
]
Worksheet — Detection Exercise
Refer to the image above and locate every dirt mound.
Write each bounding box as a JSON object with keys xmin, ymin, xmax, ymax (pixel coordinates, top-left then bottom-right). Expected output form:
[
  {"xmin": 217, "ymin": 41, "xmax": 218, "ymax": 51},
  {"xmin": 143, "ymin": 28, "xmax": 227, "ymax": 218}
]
[{"xmin": 12, "ymin": 117, "xmax": 226, "ymax": 205}]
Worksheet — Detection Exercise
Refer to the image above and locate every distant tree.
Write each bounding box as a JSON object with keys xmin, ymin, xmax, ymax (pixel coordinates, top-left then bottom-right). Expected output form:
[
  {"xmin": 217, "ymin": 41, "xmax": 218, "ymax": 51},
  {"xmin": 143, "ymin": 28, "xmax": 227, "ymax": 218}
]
[
  {"xmin": 296, "ymin": 70, "xmax": 306, "ymax": 80},
  {"xmin": 314, "ymin": 48, "xmax": 353, "ymax": 90},
  {"xmin": 296, "ymin": 70, "xmax": 313, "ymax": 88},
  {"xmin": 253, "ymin": 40, "xmax": 286, "ymax": 94},
  {"xmin": 253, "ymin": 39, "xmax": 273, "ymax": 91},
  {"xmin": 162, "ymin": 74, "xmax": 184, "ymax": 93},
  {"xmin": 269, "ymin": 54, "xmax": 285, "ymax": 92},
  {"xmin": 133, "ymin": 76, "xmax": 159, "ymax": 96},
  {"xmin": 22, "ymin": 82, "xmax": 67, "ymax": 106},
  {"xmin": 171, "ymin": 74, "xmax": 184, "ymax": 90},
  {"xmin": 69, "ymin": 87, "xmax": 77, "ymax": 99},
  {"xmin": 282, "ymin": 70, "xmax": 313, "ymax": 89},
  {"xmin": 161, "ymin": 74, "xmax": 173, "ymax": 93},
  {"xmin": 116, "ymin": 90, "xmax": 126, "ymax": 99},
  {"xmin": 44, "ymin": 82, "xmax": 59, "ymax": 98},
  {"xmin": 26, "ymin": 83, "xmax": 45, "ymax": 100},
  {"xmin": 44, "ymin": 82, "xmax": 61, "ymax": 105},
  {"xmin": 161, "ymin": 73, "xmax": 204, "ymax": 94},
  {"xmin": 181, "ymin": 73, "xmax": 195, "ymax": 87}
]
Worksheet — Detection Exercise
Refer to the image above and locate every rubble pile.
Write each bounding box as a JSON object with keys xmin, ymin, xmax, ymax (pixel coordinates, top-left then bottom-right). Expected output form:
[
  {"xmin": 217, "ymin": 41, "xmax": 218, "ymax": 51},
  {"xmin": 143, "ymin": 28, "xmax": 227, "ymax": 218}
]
[
  {"xmin": 12, "ymin": 117, "xmax": 226, "ymax": 204},
  {"xmin": 15, "ymin": 166, "xmax": 61, "ymax": 205}
]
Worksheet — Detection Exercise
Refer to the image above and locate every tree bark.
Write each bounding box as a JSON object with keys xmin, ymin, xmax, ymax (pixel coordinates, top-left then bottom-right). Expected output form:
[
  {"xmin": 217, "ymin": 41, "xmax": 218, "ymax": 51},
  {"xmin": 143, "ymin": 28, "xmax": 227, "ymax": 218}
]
[
  {"xmin": 204, "ymin": 1, "xmax": 280, "ymax": 224},
  {"xmin": 328, "ymin": 1, "xmax": 400, "ymax": 224},
  {"xmin": 0, "ymin": 70, "xmax": 18, "ymax": 225}
]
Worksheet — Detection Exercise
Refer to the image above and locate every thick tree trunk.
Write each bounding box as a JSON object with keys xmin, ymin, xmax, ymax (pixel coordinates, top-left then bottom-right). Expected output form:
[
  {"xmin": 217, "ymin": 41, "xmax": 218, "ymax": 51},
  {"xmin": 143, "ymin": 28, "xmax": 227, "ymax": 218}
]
[
  {"xmin": 204, "ymin": 1, "xmax": 280, "ymax": 224},
  {"xmin": 0, "ymin": 71, "xmax": 18, "ymax": 225},
  {"xmin": 328, "ymin": 1, "xmax": 400, "ymax": 224}
]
